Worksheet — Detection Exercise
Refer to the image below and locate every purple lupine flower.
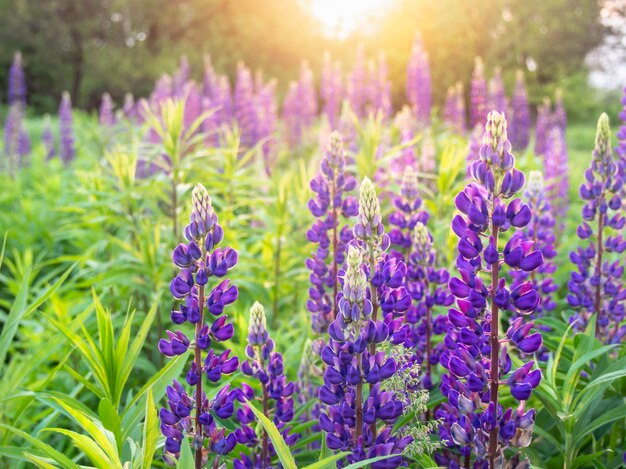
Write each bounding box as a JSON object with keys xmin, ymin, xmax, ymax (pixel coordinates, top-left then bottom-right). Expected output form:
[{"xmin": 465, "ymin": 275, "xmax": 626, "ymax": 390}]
[
  {"xmin": 466, "ymin": 124, "xmax": 483, "ymax": 175},
  {"xmin": 42, "ymin": 115, "xmax": 56, "ymax": 161},
  {"xmin": 534, "ymin": 97, "xmax": 551, "ymax": 157},
  {"xmin": 511, "ymin": 171, "xmax": 558, "ymax": 318},
  {"xmin": 406, "ymin": 34, "xmax": 431, "ymax": 126},
  {"xmin": 420, "ymin": 129, "xmax": 436, "ymax": 177},
  {"xmin": 58, "ymin": 92, "xmax": 75, "ymax": 165},
  {"xmin": 544, "ymin": 125, "xmax": 569, "ymax": 222},
  {"xmin": 183, "ymin": 82, "xmax": 202, "ymax": 131},
  {"xmin": 99, "ymin": 93, "xmax": 116, "ymax": 127},
  {"xmin": 617, "ymin": 87, "xmax": 626, "ymax": 189},
  {"xmin": 123, "ymin": 93, "xmax": 138, "ymax": 121},
  {"xmin": 283, "ymin": 62, "xmax": 318, "ymax": 148},
  {"xmin": 388, "ymin": 170, "xmax": 452, "ymax": 390},
  {"xmin": 255, "ymin": 74, "xmax": 278, "ymax": 173},
  {"xmin": 234, "ymin": 302, "xmax": 298, "ymax": 468},
  {"xmin": 173, "ymin": 56, "xmax": 191, "ymax": 98},
  {"xmin": 160, "ymin": 184, "xmax": 240, "ymax": 466},
  {"xmin": 437, "ymin": 111, "xmax": 543, "ymax": 467},
  {"xmin": 152, "ymin": 74, "xmax": 174, "ymax": 108},
  {"xmin": 321, "ymin": 51, "xmax": 344, "ymax": 130},
  {"xmin": 8, "ymin": 52, "xmax": 26, "ymax": 107},
  {"xmin": 388, "ymin": 169, "xmax": 429, "ymax": 254},
  {"xmin": 234, "ymin": 62, "xmax": 257, "ymax": 148},
  {"xmin": 510, "ymin": 70, "xmax": 531, "ymax": 152},
  {"xmin": 347, "ymin": 45, "xmax": 367, "ymax": 119},
  {"xmin": 444, "ymin": 82, "xmax": 466, "ymax": 133},
  {"xmin": 567, "ymin": 114, "xmax": 626, "ymax": 344},
  {"xmin": 366, "ymin": 53, "xmax": 392, "ymax": 120},
  {"xmin": 3, "ymin": 104, "xmax": 22, "ymax": 172},
  {"xmin": 553, "ymin": 88, "xmax": 567, "ymax": 132},
  {"xmin": 202, "ymin": 55, "xmax": 217, "ymax": 99},
  {"xmin": 307, "ymin": 132, "xmax": 358, "ymax": 335},
  {"xmin": 319, "ymin": 238, "xmax": 412, "ymax": 468},
  {"xmin": 392, "ymin": 106, "xmax": 418, "ymax": 176},
  {"xmin": 404, "ymin": 222, "xmax": 453, "ymax": 390},
  {"xmin": 470, "ymin": 57, "xmax": 488, "ymax": 128},
  {"xmin": 488, "ymin": 66, "xmax": 507, "ymax": 114}
]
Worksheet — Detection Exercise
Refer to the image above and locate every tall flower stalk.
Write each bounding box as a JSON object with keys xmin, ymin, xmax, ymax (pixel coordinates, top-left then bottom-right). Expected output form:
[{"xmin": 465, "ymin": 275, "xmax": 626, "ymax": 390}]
[
  {"xmin": 59, "ymin": 91, "xmax": 75, "ymax": 164},
  {"xmin": 406, "ymin": 33, "xmax": 431, "ymax": 126},
  {"xmin": 470, "ymin": 57, "xmax": 487, "ymax": 128},
  {"xmin": 511, "ymin": 171, "xmax": 557, "ymax": 320},
  {"xmin": 438, "ymin": 111, "xmax": 543, "ymax": 468},
  {"xmin": 567, "ymin": 114, "xmax": 626, "ymax": 344},
  {"xmin": 510, "ymin": 70, "xmax": 530, "ymax": 152},
  {"xmin": 235, "ymin": 302, "xmax": 298, "ymax": 468},
  {"xmin": 160, "ymin": 184, "xmax": 240, "ymax": 467},
  {"xmin": 306, "ymin": 132, "xmax": 358, "ymax": 336}
]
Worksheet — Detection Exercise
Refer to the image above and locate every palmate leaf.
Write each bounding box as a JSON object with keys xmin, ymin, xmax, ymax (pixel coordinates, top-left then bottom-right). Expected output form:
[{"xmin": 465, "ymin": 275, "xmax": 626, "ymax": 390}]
[{"xmin": 44, "ymin": 428, "xmax": 117, "ymax": 469}]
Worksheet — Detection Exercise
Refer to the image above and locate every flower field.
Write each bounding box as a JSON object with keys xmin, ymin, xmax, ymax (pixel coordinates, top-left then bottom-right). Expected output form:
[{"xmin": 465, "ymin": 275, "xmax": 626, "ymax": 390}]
[{"xmin": 1, "ymin": 32, "xmax": 626, "ymax": 469}]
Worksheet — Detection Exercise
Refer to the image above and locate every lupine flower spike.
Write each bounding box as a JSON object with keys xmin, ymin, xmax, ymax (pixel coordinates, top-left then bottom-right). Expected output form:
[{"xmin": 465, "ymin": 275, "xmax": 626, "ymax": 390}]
[
  {"xmin": 160, "ymin": 184, "xmax": 240, "ymax": 467},
  {"xmin": 406, "ymin": 33, "xmax": 432, "ymax": 126},
  {"xmin": 510, "ymin": 70, "xmax": 530, "ymax": 152},
  {"xmin": 567, "ymin": 114, "xmax": 626, "ymax": 344},
  {"xmin": 234, "ymin": 302, "xmax": 298, "ymax": 468},
  {"xmin": 470, "ymin": 57, "xmax": 488, "ymax": 128},
  {"xmin": 437, "ymin": 111, "xmax": 543, "ymax": 468},
  {"xmin": 59, "ymin": 91, "xmax": 75, "ymax": 164},
  {"xmin": 306, "ymin": 132, "xmax": 358, "ymax": 338}
]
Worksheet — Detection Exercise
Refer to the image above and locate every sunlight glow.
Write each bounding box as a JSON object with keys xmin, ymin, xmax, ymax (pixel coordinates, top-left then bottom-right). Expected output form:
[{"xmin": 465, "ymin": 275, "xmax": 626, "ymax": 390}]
[{"xmin": 309, "ymin": 0, "xmax": 389, "ymax": 37}]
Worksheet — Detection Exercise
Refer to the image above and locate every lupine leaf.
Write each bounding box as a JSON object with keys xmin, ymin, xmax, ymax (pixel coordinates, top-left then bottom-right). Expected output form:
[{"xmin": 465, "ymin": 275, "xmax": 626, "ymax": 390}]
[
  {"xmin": 0, "ymin": 423, "xmax": 80, "ymax": 469},
  {"xmin": 245, "ymin": 398, "xmax": 297, "ymax": 469},
  {"xmin": 141, "ymin": 389, "xmax": 158, "ymax": 469}
]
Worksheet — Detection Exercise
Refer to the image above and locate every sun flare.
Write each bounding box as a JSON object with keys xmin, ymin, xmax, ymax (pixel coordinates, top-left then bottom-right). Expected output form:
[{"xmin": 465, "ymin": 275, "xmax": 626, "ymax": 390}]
[{"xmin": 308, "ymin": 0, "xmax": 389, "ymax": 37}]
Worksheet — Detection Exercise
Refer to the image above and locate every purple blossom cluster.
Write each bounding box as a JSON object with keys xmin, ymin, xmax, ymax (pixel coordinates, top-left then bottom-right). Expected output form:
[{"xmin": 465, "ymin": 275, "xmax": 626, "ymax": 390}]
[
  {"xmin": 99, "ymin": 92, "xmax": 116, "ymax": 127},
  {"xmin": 487, "ymin": 67, "xmax": 507, "ymax": 114},
  {"xmin": 319, "ymin": 188, "xmax": 413, "ymax": 467},
  {"xmin": 444, "ymin": 82, "xmax": 466, "ymax": 134},
  {"xmin": 618, "ymin": 87, "xmax": 626, "ymax": 174},
  {"xmin": 510, "ymin": 172, "xmax": 558, "ymax": 319},
  {"xmin": 59, "ymin": 91, "xmax": 75, "ymax": 164},
  {"xmin": 321, "ymin": 52, "xmax": 344, "ymax": 130},
  {"xmin": 509, "ymin": 70, "xmax": 530, "ymax": 152},
  {"xmin": 437, "ymin": 111, "xmax": 543, "ymax": 467},
  {"xmin": 406, "ymin": 34, "xmax": 432, "ymax": 126},
  {"xmin": 159, "ymin": 184, "xmax": 240, "ymax": 466},
  {"xmin": 3, "ymin": 52, "xmax": 30, "ymax": 172},
  {"xmin": 388, "ymin": 171, "xmax": 452, "ymax": 389},
  {"xmin": 470, "ymin": 57, "xmax": 488, "ymax": 129},
  {"xmin": 567, "ymin": 114, "xmax": 626, "ymax": 344},
  {"xmin": 392, "ymin": 107, "xmax": 418, "ymax": 176},
  {"xmin": 346, "ymin": 46, "xmax": 392, "ymax": 121},
  {"xmin": 306, "ymin": 133, "xmax": 358, "ymax": 335},
  {"xmin": 284, "ymin": 61, "xmax": 318, "ymax": 148},
  {"xmin": 234, "ymin": 302, "xmax": 298, "ymax": 468}
]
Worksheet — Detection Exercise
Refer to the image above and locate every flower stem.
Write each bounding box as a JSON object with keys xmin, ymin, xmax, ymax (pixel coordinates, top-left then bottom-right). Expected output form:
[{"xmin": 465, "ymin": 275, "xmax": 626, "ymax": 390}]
[
  {"xmin": 195, "ymin": 283, "xmax": 205, "ymax": 469},
  {"xmin": 331, "ymin": 178, "xmax": 339, "ymax": 320},
  {"xmin": 594, "ymin": 212, "xmax": 604, "ymax": 338},
  {"xmin": 367, "ymin": 251, "xmax": 379, "ymax": 439},
  {"xmin": 488, "ymin": 224, "xmax": 500, "ymax": 469},
  {"xmin": 355, "ymin": 355, "xmax": 363, "ymax": 446},
  {"xmin": 261, "ymin": 381, "xmax": 270, "ymax": 465}
]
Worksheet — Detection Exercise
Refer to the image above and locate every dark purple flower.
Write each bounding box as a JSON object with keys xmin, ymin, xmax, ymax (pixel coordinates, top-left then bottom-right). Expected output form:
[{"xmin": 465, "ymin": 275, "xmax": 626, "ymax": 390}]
[
  {"xmin": 439, "ymin": 111, "xmax": 542, "ymax": 466},
  {"xmin": 159, "ymin": 184, "xmax": 240, "ymax": 465},
  {"xmin": 568, "ymin": 114, "xmax": 626, "ymax": 344}
]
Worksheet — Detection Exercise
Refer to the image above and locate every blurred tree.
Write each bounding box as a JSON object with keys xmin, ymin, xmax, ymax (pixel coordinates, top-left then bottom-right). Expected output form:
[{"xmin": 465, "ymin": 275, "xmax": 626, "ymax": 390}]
[{"xmin": 0, "ymin": 0, "xmax": 612, "ymax": 117}]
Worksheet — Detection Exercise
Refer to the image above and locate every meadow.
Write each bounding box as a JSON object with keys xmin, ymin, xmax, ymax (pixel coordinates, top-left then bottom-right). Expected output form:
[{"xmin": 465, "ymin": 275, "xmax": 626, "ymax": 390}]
[{"xmin": 0, "ymin": 41, "xmax": 625, "ymax": 469}]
